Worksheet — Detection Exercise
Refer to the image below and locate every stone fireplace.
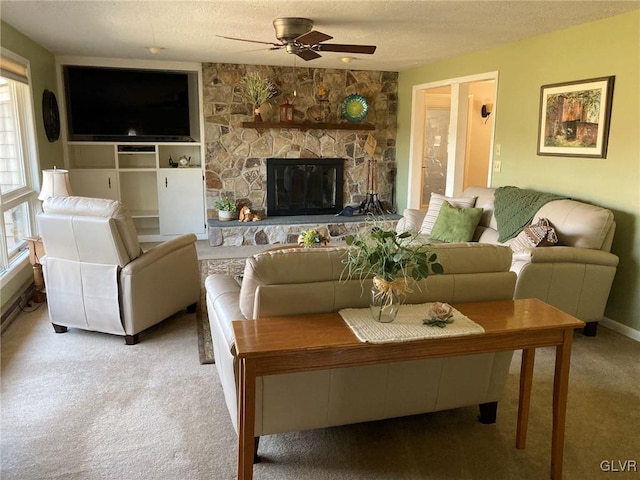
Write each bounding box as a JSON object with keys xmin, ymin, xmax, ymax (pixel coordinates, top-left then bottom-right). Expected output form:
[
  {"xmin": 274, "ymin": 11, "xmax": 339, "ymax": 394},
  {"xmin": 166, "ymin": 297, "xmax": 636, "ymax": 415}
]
[
  {"xmin": 202, "ymin": 63, "xmax": 398, "ymax": 219},
  {"xmin": 266, "ymin": 158, "xmax": 344, "ymax": 215}
]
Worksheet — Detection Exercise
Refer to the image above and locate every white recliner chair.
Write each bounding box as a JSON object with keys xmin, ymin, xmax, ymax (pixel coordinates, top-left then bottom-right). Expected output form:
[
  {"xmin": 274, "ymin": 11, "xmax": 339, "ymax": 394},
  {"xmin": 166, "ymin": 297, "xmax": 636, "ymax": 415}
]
[{"xmin": 37, "ymin": 196, "xmax": 201, "ymax": 344}]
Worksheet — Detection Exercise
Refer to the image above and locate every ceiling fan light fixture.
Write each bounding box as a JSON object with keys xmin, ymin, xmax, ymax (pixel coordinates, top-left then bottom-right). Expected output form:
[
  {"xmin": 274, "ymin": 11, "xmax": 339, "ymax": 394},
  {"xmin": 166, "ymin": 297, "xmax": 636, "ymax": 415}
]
[{"xmin": 273, "ymin": 17, "xmax": 314, "ymax": 42}]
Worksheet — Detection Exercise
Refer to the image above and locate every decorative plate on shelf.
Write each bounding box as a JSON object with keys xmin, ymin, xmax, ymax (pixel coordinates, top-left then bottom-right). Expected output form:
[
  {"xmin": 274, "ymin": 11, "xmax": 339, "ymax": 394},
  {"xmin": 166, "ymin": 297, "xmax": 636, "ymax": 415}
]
[{"xmin": 341, "ymin": 94, "xmax": 369, "ymax": 123}]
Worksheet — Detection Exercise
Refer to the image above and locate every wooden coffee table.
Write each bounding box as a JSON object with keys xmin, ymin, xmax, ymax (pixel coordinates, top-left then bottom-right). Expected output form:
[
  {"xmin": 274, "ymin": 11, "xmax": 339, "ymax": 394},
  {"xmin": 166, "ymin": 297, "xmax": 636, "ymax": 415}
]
[{"xmin": 232, "ymin": 298, "xmax": 584, "ymax": 480}]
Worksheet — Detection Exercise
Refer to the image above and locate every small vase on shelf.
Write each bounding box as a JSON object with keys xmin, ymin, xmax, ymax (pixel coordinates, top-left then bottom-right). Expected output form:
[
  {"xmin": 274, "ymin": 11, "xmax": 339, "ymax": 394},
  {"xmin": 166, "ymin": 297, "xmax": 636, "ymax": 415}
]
[{"xmin": 253, "ymin": 107, "xmax": 262, "ymax": 122}]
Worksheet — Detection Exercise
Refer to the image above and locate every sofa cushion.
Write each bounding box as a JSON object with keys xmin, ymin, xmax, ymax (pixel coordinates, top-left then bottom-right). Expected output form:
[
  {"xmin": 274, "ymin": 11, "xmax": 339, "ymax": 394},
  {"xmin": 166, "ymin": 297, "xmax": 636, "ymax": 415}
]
[
  {"xmin": 534, "ymin": 199, "xmax": 614, "ymax": 250},
  {"xmin": 420, "ymin": 193, "xmax": 477, "ymax": 235},
  {"xmin": 494, "ymin": 187, "xmax": 567, "ymax": 242},
  {"xmin": 239, "ymin": 247, "xmax": 350, "ymax": 319},
  {"xmin": 238, "ymin": 243, "xmax": 515, "ymax": 320},
  {"xmin": 43, "ymin": 195, "xmax": 141, "ymax": 261},
  {"xmin": 429, "ymin": 201, "xmax": 483, "ymax": 243}
]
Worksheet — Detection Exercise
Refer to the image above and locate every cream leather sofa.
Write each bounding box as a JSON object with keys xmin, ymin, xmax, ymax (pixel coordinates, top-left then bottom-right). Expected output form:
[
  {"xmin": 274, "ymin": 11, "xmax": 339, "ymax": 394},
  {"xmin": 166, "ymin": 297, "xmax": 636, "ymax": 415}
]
[
  {"xmin": 396, "ymin": 186, "xmax": 619, "ymax": 336},
  {"xmin": 205, "ymin": 243, "xmax": 517, "ymax": 458},
  {"xmin": 38, "ymin": 196, "xmax": 201, "ymax": 344}
]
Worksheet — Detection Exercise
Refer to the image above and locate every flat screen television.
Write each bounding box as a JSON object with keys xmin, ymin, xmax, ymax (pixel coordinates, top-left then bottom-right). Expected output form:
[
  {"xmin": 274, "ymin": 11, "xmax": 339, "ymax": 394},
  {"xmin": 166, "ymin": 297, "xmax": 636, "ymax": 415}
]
[{"xmin": 63, "ymin": 65, "xmax": 198, "ymax": 142}]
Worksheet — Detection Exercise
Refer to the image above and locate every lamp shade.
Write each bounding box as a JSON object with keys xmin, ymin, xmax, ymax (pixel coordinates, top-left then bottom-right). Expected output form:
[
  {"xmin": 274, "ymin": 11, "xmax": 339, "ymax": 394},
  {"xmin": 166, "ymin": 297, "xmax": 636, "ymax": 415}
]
[{"xmin": 38, "ymin": 168, "xmax": 73, "ymax": 200}]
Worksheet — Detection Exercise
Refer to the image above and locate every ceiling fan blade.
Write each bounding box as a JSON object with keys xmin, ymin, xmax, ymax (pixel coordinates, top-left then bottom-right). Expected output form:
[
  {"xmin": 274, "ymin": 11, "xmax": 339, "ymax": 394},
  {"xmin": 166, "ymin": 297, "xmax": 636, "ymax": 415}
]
[
  {"xmin": 216, "ymin": 35, "xmax": 282, "ymax": 48},
  {"xmin": 315, "ymin": 44, "xmax": 377, "ymax": 54},
  {"xmin": 296, "ymin": 49, "xmax": 322, "ymax": 61},
  {"xmin": 296, "ymin": 30, "xmax": 333, "ymax": 46},
  {"xmin": 241, "ymin": 46, "xmax": 282, "ymax": 53}
]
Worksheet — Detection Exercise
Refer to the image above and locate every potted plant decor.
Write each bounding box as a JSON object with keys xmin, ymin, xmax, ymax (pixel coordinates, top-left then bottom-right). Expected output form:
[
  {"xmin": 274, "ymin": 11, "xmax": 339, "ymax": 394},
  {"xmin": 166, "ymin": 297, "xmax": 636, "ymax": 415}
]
[
  {"xmin": 297, "ymin": 228, "xmax": 330, "ymax": 247},
  {"xmin": 214, "ymin": 194, "xmax": 237, "ymax": 221},
  {"xmin": 240, "ymin": 72, "xmax": 276, "ymax": 122},
  {"xmin": 343, "ymin": 224, "xmax": 443, "ymax": 322}
]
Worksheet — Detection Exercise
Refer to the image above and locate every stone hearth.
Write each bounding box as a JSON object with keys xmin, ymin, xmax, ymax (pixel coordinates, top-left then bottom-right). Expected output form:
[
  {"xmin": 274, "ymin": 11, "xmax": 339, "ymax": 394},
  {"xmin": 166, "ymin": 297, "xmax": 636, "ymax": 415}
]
[{"xmin": 207, "ymin": 214, "xmax": 400, "ymax": 247}]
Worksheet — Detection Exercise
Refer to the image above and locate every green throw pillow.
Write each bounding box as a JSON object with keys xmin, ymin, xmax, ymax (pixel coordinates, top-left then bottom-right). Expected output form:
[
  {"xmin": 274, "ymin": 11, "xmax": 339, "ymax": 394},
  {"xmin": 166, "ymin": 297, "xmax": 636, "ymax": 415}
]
[{"xmin": 429, "ymin": 201, "xmax": 483, "ymax": 243}]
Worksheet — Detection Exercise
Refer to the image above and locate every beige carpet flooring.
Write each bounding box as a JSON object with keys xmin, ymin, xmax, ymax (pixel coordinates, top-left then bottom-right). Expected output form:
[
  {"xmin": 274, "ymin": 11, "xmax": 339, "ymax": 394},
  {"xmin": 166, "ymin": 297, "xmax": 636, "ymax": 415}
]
[{"xmin": 2, "ymin": 304, "xmax": 639, "ymax": 480}]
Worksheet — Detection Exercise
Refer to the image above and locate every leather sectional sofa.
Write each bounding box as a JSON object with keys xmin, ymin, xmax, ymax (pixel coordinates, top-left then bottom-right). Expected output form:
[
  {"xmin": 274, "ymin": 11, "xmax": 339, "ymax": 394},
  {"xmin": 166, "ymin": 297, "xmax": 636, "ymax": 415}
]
[
  {"xmin": 397, "ymin": 186, "xmax": 619, "ymax": 336},
  {"xmin": 206, "ymin": 242, "xmax": 517, "ymax": 456}
]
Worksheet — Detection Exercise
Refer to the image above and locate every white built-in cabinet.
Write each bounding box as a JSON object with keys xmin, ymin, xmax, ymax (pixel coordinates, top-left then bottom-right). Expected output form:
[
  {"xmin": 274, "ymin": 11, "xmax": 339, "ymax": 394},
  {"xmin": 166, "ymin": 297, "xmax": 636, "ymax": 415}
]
[{"xmin": 66, "ymin": 142, "xmax": 205, "ymax": 241}]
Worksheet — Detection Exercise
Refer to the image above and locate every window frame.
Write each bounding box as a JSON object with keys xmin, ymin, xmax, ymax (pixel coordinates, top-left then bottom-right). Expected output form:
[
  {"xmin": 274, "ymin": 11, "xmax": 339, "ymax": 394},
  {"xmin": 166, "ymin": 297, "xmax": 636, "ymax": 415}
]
[{"xmin": 0, "ymin": 48, "xmax": 41, "ymax": 285}]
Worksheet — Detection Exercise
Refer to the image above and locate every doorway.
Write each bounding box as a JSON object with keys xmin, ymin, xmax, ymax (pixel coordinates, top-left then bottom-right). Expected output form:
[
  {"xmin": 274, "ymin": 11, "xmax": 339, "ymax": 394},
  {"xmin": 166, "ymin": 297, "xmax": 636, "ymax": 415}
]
[{"xmin": 408, "ymin": 72, "xmax": 498, "ymax": 209}]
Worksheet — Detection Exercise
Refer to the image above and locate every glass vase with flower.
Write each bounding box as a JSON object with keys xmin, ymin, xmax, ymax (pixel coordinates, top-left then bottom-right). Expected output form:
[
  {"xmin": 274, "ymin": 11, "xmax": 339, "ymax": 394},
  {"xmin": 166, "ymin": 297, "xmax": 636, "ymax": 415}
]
[{"xmin": 342, "ymin": 223, "xmax": 443, "ymax": 322}]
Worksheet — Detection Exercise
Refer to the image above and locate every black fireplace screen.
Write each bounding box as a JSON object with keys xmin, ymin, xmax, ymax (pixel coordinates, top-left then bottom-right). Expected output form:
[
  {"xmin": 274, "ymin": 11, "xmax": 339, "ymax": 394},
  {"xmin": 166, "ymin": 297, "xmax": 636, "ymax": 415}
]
[{"xmin": 266, "ymin": 158, "xmax": 344, "ymax": 215}]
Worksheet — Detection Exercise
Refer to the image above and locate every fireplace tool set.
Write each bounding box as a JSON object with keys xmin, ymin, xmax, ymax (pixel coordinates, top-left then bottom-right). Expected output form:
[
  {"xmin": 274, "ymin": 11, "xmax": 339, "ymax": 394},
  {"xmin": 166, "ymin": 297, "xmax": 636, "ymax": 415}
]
[{"xmin": 359, "ymin": 156, "xmax": 386, "ymax": 214}]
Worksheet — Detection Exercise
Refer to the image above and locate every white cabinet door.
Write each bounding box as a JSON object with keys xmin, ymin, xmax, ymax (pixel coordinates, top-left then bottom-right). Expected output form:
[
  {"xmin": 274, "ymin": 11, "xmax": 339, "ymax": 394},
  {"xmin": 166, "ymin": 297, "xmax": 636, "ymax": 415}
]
[
  {"xmin": 69, "ymin": 170, "xmax": 119, "ymax": 200},
  {"xmin": 157, "ymin": 169, "xmax": 205, "ymax": 235}
]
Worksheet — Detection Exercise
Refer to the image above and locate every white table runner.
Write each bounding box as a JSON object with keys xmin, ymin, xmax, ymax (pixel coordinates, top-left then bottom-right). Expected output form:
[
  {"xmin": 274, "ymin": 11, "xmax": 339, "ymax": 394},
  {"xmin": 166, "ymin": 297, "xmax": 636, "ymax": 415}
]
[{"xmin": 339, "ymin": 303, "xmax": 485, "ymax": 344}]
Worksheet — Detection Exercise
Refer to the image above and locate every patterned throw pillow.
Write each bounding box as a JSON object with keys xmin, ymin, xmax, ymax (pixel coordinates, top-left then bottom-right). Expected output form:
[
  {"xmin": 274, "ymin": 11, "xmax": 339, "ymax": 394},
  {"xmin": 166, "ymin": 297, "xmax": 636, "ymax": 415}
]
[
  {"xmin": 419, "ymin": 193, "xmax": 478, "ymax": 235},
  {"xmin": 510, "ymin": 217, "xmax": 559, "ymax": 251}
]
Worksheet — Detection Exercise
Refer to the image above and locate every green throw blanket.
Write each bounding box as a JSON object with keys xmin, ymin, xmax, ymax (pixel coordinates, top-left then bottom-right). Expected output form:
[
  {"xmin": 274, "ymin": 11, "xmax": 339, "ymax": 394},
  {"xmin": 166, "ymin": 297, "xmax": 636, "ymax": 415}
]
[{"xmin": 494, "ymin": 186, "xmax": 567, "ymax": 242}]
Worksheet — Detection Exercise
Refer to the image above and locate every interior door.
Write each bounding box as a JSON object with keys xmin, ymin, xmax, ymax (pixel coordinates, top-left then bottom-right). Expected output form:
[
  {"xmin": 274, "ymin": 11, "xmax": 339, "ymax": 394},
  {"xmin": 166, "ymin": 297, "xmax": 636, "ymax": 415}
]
[
  {"xmin": 421, "ymin": 90, "xmax": 451, "ymax": 208},
  {"xmin": 408, "ymin": 72, "xmax": 498, "ymax": 209}
]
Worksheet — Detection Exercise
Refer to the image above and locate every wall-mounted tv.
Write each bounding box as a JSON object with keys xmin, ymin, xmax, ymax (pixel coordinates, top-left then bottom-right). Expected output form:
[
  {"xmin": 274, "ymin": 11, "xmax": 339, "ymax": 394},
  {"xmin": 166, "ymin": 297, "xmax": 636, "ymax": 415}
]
[{"xmin": 63, "ymin": 65, "xmax": 199, "ymax": 142}]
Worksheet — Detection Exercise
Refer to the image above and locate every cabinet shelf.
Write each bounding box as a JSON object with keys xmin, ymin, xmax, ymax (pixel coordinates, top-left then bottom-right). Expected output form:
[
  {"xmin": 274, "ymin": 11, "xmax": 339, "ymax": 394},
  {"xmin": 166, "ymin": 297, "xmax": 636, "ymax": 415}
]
[
  {"xmin": 130, "ymin": 209, "xmax": 159, "ymax": 218},
  {"xmin": 240, "ymin": 121, "xmax": 375, "ymax": 131},
  {"xmin": 119, "ymin": 167, "xmax": 157, "ymax": 172},
  {"xmin": 65, "ymin": 141, "xmax": 205, "ymax": 239}
]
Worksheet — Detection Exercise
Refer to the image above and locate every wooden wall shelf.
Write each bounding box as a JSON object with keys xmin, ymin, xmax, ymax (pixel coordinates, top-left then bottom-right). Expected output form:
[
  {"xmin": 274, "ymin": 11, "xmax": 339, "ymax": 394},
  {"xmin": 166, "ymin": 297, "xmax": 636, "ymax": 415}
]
[{"xmin": 241, "ymin": 121, "xmax": 375, "ymax": 131}]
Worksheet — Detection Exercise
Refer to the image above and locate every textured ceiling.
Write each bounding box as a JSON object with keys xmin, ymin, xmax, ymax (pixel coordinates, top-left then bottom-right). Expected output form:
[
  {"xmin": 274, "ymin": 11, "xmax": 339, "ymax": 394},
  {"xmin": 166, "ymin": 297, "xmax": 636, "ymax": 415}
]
[{"xmin": 2, "ymin": 1, "xmax": 639, "ymax": 71}]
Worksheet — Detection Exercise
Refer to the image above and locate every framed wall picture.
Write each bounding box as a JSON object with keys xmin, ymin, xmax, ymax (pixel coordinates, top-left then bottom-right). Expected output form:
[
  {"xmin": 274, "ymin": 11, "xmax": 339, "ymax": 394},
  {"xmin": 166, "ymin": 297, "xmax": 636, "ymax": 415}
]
[{"xmin": 537, "ymin": 76, "xmax": 614, "ymax": 158}]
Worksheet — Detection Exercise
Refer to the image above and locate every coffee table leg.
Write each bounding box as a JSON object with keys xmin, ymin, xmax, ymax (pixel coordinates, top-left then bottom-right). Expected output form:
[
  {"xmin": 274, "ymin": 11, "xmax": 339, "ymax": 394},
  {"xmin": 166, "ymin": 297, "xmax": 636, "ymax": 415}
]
[
  {"xmin": 551, "ymin": 330, "xmax": 573, "ymax": 480},
  {"xmin": 517, "ymin": 348, "xmax": 535, "ymax": 449},
  {"xmin": 238, "ymin": 359, "xmax": 256, "ymax": 480}
]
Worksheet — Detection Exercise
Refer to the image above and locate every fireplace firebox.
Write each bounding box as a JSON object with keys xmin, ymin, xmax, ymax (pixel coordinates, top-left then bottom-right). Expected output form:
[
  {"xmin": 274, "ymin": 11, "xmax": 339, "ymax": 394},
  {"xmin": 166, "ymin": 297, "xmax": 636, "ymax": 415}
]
[{"xmin": 266, "ymin": 158, "xmax": 344, "ymax": 216}]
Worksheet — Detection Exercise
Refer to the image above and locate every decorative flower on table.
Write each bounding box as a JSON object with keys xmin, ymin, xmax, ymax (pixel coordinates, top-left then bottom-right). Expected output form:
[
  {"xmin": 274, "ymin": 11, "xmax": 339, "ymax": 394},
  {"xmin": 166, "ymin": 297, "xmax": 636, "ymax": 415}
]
[
  {"xmin": 423, "ymin": 302, "xmax": 455, "ymax": 328},
  {"xmin": 298, "ymin": 228, "xmax": 330, "ymax": 248}
]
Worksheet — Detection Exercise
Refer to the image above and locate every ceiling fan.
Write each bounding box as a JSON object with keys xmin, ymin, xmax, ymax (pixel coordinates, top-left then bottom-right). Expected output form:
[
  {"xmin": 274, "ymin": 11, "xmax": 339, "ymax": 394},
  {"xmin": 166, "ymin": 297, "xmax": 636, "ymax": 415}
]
[{"xmin": 218, "ymin": 17, "xmax": 376, "ymax": 61}]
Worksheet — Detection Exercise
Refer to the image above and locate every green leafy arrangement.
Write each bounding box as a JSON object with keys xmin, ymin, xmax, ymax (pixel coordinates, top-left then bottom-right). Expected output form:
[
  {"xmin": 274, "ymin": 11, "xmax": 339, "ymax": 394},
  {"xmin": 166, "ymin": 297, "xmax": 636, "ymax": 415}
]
[
  {"xmin": 298, "ymin": 228, "xmax": 330, "ymax": 247},
  {"xmin": 240, "ymin": 72, "xmax": 276, "ymax": 107},
  {"xmin": 213, "ymin": 194, "xmax": 237, "ymax": 212},
  {"xmin": 342, "ymin": 225, "xmax": 443, "ymax": 284}
]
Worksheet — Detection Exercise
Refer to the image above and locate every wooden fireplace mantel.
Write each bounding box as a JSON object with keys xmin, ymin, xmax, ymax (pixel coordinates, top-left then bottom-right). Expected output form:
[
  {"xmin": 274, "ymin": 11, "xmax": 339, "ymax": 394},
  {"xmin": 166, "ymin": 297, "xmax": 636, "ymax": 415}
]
[{"xmin": 240, "ymin": 121, "xmax": 375, "ymax": 131}]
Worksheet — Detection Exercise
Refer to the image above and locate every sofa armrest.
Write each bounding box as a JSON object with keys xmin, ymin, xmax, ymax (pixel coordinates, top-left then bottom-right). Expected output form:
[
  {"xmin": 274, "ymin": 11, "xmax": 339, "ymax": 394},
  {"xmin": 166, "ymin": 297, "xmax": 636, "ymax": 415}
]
[
  {"xmin": 205, "ymin": 274, "xmax": 244, "ymax": 354},
  {"xmin": 511, "ymin": 246, "xmax": 618, "ymax": 323},
  {"xmin": 512, "ymin": 246, "xmax": 619, "ymax": 267},
  {"xmin": 396, "ymin": 208, "xmax": 427, "ymax": 233},
  {"xmin": 122, "ymin": 234, "xmax": 197, "ymax": 274},
  {"xmin": 119, "ymin": 234, "xmax": 200, "ymax": 334}
]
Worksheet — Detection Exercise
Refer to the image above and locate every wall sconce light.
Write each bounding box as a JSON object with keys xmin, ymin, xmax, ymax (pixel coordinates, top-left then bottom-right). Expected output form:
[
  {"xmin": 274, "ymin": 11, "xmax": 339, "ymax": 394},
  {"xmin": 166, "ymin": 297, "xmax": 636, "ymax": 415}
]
[
  {"xmin": 38, "ymin": 167, "xmax": 73, "ymax": 201},
  {"xmin": 481, "ymin": 103, "xmax": 493, "ymax": 122}
]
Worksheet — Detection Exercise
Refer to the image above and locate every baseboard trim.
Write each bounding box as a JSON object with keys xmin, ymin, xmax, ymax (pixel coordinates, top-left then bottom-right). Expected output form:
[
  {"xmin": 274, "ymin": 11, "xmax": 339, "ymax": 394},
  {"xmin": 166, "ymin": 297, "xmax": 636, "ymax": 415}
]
[
  {"xmin": 1, "ymin": 283, "xmax": 34, "ymax": 334},
  {"xmin": 600, "ymin": 317, "xmax": 640, "ymax": 342}
]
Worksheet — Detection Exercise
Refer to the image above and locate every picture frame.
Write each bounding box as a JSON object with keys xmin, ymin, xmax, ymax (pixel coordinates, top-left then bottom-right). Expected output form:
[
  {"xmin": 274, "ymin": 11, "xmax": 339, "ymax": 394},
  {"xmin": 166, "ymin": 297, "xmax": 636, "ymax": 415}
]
[{"xmin": 537, "ymin": 76, "xmax": 614, "ymax": 158}]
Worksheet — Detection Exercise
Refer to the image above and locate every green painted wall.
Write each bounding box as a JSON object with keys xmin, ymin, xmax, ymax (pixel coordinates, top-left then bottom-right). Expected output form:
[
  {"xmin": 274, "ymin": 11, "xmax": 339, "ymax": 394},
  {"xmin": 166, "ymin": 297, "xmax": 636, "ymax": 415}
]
[
  {"xmin": 397, "ymin": 10, "xmax": 640, "ymax": 332},
  {"xmin": 1, "ymin": 21, "xmax": 62, "ymax": 309}
]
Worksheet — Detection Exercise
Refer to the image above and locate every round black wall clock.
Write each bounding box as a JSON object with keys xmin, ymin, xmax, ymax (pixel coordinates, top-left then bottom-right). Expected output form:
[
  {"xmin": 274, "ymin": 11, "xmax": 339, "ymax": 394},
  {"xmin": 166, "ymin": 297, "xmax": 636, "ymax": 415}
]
[{"xmin": 42, "ymin": 89, "xmax": 60, "ymax": 142}]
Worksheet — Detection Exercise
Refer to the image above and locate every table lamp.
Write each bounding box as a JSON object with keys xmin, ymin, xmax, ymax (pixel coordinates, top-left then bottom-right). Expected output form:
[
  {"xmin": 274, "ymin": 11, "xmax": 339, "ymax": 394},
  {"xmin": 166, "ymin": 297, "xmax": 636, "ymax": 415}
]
[{"xmin": 38, "ymin": 168, "xmax": 72, "ymax": 200}]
